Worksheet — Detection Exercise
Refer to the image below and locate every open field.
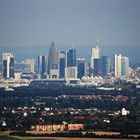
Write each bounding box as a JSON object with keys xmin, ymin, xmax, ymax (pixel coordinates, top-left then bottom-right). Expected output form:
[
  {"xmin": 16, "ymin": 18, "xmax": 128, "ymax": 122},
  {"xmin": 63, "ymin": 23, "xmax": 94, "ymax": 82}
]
[{"xmin": 0, "ymin": 131, "xmax": 139, "ymax": 140}]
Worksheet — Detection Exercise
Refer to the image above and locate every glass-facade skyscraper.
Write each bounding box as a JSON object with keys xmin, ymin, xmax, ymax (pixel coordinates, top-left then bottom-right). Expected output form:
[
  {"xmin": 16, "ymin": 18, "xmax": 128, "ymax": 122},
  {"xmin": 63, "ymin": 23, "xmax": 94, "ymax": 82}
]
[
  {"xmin": 93, "ymin": 56, "xmax": 111, "ymax": 77},
  {"xmin": 102, "ymin": 56, "xmax": 111, "ymax": 76},
  {"xmin": 59, "ymin": 51, "xmax": 66, "ymax": 78},
  {"xmin": 38, "ymin": 55, "xmax": 47, "ymax": 78},
  {"xmin": 67, "ymin": 49, "xmax": 76, "ymax": 67},
  {"xmin": 121, "ymin": 57, "xmax": 129, "ymax": 76},
  {"xmin": 77, "ymin": 59, "xmax": 87, "ymax": 78},
  {"xmin": 115, "ymin": 54, "xmax": 129, "ymax": 76},
  {"xmin": 94, "ymin": 58, "xmax": 102, "ymax": 76}
]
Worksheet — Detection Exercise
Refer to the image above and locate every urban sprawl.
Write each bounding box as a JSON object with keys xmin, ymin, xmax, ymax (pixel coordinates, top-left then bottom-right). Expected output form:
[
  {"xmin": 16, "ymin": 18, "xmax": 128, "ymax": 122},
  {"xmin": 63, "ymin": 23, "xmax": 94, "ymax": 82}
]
[{"xmin": 0, "ymin": 41, "xmax": 140, "ymax": 138}]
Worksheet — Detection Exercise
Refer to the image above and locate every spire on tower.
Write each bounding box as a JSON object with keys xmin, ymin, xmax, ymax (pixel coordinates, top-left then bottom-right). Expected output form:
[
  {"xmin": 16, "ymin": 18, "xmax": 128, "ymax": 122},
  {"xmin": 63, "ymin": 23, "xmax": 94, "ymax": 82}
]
[{"xmin": 96, "ymin": 36, "xmax": 100, "ymax": 48}]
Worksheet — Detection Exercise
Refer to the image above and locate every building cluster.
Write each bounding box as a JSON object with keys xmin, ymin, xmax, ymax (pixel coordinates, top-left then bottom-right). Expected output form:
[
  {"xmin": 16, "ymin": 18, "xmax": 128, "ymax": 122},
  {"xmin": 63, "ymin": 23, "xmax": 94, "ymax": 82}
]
[
  {"xmin": 1, "ymin": 40, "xmax": 130, "ymax": 79},
  {"xmin": 1, "ymin": 40, "xmax": 139, "ymax": 89},
  {"xmin": 35, "ymin": 123, "xmax": 84, "ymax": 131},
  {"xmin": 37, "ymin": 42, "xmax": 78, "ymax": 79}
]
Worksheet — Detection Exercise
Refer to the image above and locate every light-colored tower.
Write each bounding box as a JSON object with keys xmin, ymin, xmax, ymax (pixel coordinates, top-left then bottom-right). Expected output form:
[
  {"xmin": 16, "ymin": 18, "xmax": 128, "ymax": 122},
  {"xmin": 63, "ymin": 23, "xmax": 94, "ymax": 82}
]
[
  {"xmin": 25, "ymin": 59, "xmax": 35, "ymax": 73},
  {"xmin": 65, "ymin": 67, "xmax": 77, "ymax": 79},
  {"xmin": 90, "ymin": 39, "xmax": 100, "ymax": 70},
  {"xmin": 115, "ymin": 54, "xmax": 129, "ymax": 76},
  {"xmin": 48, "ymin": 42, "xmax": 59, "ymax": 74},
  {"xmin": 2, "ymin": 53, "xmax": 15, "ymax": 79},
  {"xmin": 115, "ymin": 54, "xmax": 122, "ymax": 76},
  {"xmin": 48, "ymin": 42, "xmax": 59, "ymax": 78}
]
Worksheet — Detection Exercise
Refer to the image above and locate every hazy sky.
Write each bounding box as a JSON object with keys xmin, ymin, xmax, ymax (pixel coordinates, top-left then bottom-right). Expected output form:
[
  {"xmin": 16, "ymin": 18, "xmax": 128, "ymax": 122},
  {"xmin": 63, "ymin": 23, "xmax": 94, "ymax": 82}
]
[{"xmin": 0, "ymin": 0, "xmax": 140, "ymax": 47}]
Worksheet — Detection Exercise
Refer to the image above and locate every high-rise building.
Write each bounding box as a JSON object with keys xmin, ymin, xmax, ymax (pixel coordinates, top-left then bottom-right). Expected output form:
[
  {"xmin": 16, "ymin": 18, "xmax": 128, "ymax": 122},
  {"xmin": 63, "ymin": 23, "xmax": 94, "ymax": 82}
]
[
  {"xmin": 115, "ymin": 54, "xmax": 122, "ymax": 76},
  {"xmin": 121, "ymin": 57, "xmax": 129, "ymax": 76},
  {"xmin": 77, "ymin": 58, "xmax": 87, "ymax": 78},
  {"xmin": 67, "ymin": 49, "xmax": 76, "ymax": 67},
  {"xmin": 102, "ymin": 56, "xmax": 111, "ymax": 76},
  {"xmin": 115, "ymin": 54, "xmax": 129, "ymax": 76},
  {"xmin": 90, "ymin": 39, "xmax": 100, "ymax": 70},
  {"xmin": 2, "ymin": 53, "xmax": 15, "ymax": 79},
  {"xmin": 65, "ymin": 48, "xmax": 77, "ymax": 79},
  {"xmin": 38, "ymin": 55, "xmax": 47, "ymax": 78},
  {"xmin": 94, "ymin": 58, "xmax": 102, "ymax": 76},
  {"xmin": 59, "ymin": 51, "xmax": 66, "ymax": 78},
  {"xmin": 93, "ymin": 56, "xmax": 111, "ymax": 77},
  {"xmin": 48, "ymin": 42, "xmax": 59, "ymax": 75},
  {"xmin": 65, "ymin": 67, "xmax": 77, "ymax": 79},
  {"xmin": 25, "ymin": 59, "xmax": 35, "ymax": 73}
]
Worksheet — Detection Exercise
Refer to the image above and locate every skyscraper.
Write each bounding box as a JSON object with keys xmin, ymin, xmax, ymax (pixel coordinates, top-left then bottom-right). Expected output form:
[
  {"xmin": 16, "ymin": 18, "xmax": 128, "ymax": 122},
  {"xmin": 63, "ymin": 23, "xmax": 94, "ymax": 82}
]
[
  {"xmin": 59, "ymin": 51, "xmax": 66, "ymax": 78},
  {"xmin": 48, "ymin": 42, "xmax": 59, "ymax": 75},
  {"xmin": 94, "ymin": 58, "xmax": 102, "ymax": 76},
  {"xmin": 115, "ymin": 54, "xmax": 129, "ymax": 76},
  {"xmin": 102, "ymin": 56, "xmax": 111, "ymax": 76},
  {"xmin": 77, "ymin": 58, "xmax": 87, "ymax": 78},
  {"xmin": 38, "ymin": 55, "xmax": 47, "ymax": 78},
  {"xmin": 2, "ymin": 53, "xmax": 15, "ymax": 79},
  {"xmin": 121, "ymin": 57, "xmax": 129, "ymax": 76},
  {"xmin": 67, "ymin": 49, "xmax": 76, "ymax": 67},
  {"xmin": 90, "ymin": 39, "xmax": 100, "ymax": 74},
  {"xmin": 115, "ymin": 54, "xmax": 122, "ymax": 76},
  {"xmin": 65, "ymin": 48, "xmax": 77, "ymax": 79}
]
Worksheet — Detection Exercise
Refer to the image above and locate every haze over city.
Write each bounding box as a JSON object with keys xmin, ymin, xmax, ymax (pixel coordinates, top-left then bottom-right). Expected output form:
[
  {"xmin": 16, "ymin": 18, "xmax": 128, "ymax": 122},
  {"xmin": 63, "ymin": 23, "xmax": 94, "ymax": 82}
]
[{"xmin": 0, "ymin": 0, "xmax": 140, "ymax": 63}]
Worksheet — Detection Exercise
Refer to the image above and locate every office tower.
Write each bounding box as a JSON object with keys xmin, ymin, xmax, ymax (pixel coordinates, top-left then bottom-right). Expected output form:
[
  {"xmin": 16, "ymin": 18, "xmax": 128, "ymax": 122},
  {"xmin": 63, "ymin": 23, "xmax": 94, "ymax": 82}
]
[
  {"xmin": 102, "ymin": 56, "xmax": 111, "ymax": 76},
  {"xmin": 115, "ymin": 54, "xmax": 129, "ymax": 76},
  {"xmin": 65, "ymin": 67, "xmax": 77, "ymax": 79},
  {"xmin": 25, "ymin": 59, "xmax": 35, "ymax": 73},
  {"xmin": 121, "ymin": 57, "xmax": 129, "ymax": 76},
  {"xmin": 67, "ymin": 49, "xmax": 76, "ymax": 67},
  {"xmin": 48, "ymin": 42, "xmax": 59, "ymax": 75},
  {"xmin": 77, "ymin": 58, "xmax": 87, "ymax": 78},
  {"xmin": 115, "ymin": 54, "xmax": 122, "ymax": 76},
  {"xmin": 38, "ymin": 55, "xmax": 47, "ymax": 78},
  {"xmin": 59, "ymin": 51, "xmax": 66, "ymax": 78},
  {"xmin": 94, "ymin": 58, "xmax": 102, "ymax": 76},
  {"xmin": 65, "ymin": 48, "xmax": 77, "ymax": 79},
  {"xmin": 2, "ymin": 53, "xmax": 15, "ymax": 79},
  {"xmin": 90, "ymin": 39, "xmax": 100, "ymax": 70}
]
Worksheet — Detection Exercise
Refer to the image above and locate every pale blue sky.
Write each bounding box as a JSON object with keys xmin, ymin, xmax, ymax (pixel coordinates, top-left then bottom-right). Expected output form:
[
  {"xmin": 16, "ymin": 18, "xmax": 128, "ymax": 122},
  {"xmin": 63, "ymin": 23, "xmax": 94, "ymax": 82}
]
[{"xmin": 0, "ymin": 0, "xmax": 140, "ymax": 47}]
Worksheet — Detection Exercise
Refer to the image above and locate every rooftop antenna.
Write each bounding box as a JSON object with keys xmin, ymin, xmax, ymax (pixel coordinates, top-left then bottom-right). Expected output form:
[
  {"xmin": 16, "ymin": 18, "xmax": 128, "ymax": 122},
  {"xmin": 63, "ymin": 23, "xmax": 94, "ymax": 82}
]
[{"xmin": 96, "ymin": 34, "xmax": 100, "ymax": 48}]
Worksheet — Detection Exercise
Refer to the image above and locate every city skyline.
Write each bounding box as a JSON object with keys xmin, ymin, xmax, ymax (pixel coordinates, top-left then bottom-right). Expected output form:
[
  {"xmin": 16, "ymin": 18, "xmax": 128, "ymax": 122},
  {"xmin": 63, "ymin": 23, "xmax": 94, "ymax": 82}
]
[
  {"xmin": 0, "ymin": 0, "xmax": 140, "ymax": 47},
  {"xmin": 1, "ymin": 42, "xmax": 130, "ymax": 80}
]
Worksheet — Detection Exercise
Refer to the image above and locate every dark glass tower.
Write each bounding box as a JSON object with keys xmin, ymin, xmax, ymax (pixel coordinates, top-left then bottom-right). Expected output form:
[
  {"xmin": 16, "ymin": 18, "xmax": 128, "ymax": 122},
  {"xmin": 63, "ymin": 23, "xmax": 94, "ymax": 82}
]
[
  {"xmin": 94, "ymin": 56, "xmax": 111, "ymax": 76},
  {"xmin": 38, "ymin": 55, "xmax": 47, "ymax": 78},
  {"xmin": 77, "ymin": 59, "xmax": 87, "ymax": 78},
  {"xmin": 67, "ymin": 49, "xmax": 76, "ymax": 67},
  {"xmin": 59, "ymin": 51, "xmax": 66, "ymax": 78},
  {"xmin": 94, "ymin": 58, "xmax": 102, "ymax": 76},
  {"xmin": 102, "ymin": 56, "xmax": 111, "ymax": 76}
]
